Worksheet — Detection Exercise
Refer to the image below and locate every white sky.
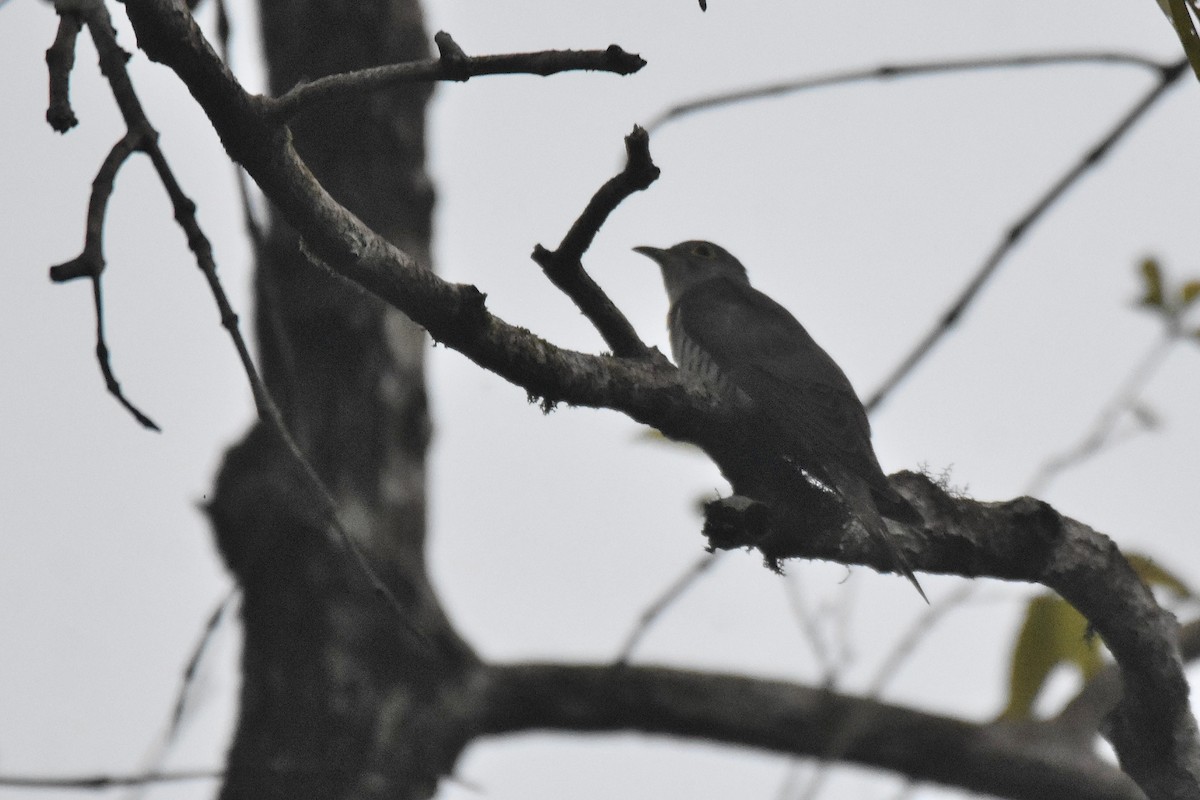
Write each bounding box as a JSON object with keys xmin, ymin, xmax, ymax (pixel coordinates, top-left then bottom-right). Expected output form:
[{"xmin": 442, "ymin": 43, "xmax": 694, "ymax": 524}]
[{"xmin": 2, "ymin": 2, "xmax": 1200, "ymax": 799}]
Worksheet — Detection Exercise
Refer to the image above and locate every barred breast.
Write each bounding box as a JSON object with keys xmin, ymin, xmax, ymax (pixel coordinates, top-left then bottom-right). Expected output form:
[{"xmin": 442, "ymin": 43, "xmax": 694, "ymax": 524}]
[{"xmin": 669, "ymin": 312, "xmax": 749, "ymax": 406}]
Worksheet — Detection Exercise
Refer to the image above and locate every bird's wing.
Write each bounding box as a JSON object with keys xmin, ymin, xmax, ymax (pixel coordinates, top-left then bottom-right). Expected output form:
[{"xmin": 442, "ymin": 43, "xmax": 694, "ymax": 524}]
[{"xmin": 674, "ymin": 279, "xmax": 884, "ymax": 486}]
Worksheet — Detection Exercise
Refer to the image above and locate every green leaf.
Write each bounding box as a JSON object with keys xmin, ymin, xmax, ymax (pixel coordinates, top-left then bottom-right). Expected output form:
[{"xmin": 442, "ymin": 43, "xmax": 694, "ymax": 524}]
[
  {"xmin": 1127, "ymin": 553, "xmax": 1196, "ymax": 599},
  {"xmin": 1166, "ymin": 0, "xmax": 1200, "ymax": 86},
  {"xmin": 1138, "ymin": 257, "xmax": 1165, "ymax": 309},
  {"xmin": 999, "ymin": 552, "xmax": 1193, "ymax": 721},
  {"xmin": 1180, "ymin": 280, "xmax": 1200, "ymax": 308},
  {"xmin": 999, "ymin": 594, "xmax": 1104, "ymax": 720}
]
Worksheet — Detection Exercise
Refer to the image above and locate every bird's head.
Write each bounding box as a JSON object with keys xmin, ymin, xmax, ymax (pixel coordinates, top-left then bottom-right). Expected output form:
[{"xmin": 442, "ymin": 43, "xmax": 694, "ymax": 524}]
[{"xmin": 634, "ymin": 240, "xmax": 750, "ymax": 305}]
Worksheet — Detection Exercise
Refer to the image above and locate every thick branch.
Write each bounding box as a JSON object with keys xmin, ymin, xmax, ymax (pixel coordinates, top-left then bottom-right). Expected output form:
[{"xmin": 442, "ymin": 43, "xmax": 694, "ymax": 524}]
[
  {"xmin": 477, "ymin": 663, "xmax": 1142, "ymax": 800},
  {"xmin": 1055, "ymin": 616, "xmax": 1200, "ymax": 755},
  {"xmin": 704, "ymin": 472, "xmax": 1200, "ymax": 796}
]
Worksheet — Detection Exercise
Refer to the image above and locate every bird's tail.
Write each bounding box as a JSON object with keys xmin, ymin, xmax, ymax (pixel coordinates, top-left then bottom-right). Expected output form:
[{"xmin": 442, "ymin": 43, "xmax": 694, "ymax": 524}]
[{"xmin": 836, "ymin": 474, "xmax": 928, "ymax": 602}]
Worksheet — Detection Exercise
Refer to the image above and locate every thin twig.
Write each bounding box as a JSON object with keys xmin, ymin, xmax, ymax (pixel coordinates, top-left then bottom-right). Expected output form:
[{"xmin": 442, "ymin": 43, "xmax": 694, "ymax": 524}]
[
  {"xmin": 90, "ymin": 274, "xmax": 159, "ymax": 429},
  {"xmin": 643, "ymin": 50, "xmax": 1186, "ymax": 414},
  {"xmin": 164, "ymin": 590, "xmax": 239, "ymax": 752},
  {"xmin": 1025, "ymin": 333, "xmax": 1175, "ymax": 496},
  {"xmin": 613, "ymin": 552, "xmax": 720, "ymax": 663},
  {"xmin": 0, "ymin": 770, "xmax": 221, "ymax": 790},
  {"xmin": 797, "ymin": 583, "xmax": 979, "ymax": 800},
  {"xmin": 781, "ymin": 572, "xmax": 841, "ymax": 687},
  {"xmin": 48, "ymin": 129, "xmax": 161, "ymax": 430},
  {"xmin": 141, "ymin": 101, "xmax": 433, "ymax": 648},
  {"xmin": 45, "ymin": 10, "xmax": 82, "ymax": 132},
  {"xmin": 120, "ymin": 589, "xmax": 238, "ymax": 800},
  {"xmin": 264, "ymin": 31, "xmax": 645, "ymax": 119},
  {"xmin": 645, "ymin": 52, "xmax": 1168, "ymax": 133},
  {"xmin": 865, "ymin": 57, "xmax": 1189, "ymax": 411},
  {"xmin": 48, "ymin": 5, "xmax": 431, "ymax": 646},
  {"xmin": 532, "ymin": 126, "xmax": 661, "ymax": 358}
]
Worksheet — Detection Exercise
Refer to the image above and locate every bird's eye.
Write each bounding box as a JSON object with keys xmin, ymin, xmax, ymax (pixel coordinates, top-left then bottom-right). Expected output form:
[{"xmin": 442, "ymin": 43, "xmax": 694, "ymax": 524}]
[{"xmin": 692, "ymin": 243, "xmax": 715, "ymax": 258}]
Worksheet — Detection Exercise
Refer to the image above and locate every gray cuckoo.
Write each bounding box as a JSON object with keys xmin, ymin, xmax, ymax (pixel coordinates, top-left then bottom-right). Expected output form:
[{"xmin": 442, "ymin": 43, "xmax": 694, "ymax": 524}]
[{"xmin": 634, "ymin": 240, "xmax": 925, "ymax": 599}]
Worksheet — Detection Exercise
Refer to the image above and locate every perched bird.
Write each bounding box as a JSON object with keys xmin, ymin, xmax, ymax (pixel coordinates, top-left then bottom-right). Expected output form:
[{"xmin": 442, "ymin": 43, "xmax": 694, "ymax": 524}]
[{"xmin": 634, "ymin": 240, "xmax": 925, "ymax": 599}]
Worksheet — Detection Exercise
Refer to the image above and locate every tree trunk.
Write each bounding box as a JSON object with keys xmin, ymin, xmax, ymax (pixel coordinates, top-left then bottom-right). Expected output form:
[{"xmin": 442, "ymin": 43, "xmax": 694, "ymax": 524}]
[{"xmin": 205, "ymin": 2, "xmax": 474, "ymax": 797}]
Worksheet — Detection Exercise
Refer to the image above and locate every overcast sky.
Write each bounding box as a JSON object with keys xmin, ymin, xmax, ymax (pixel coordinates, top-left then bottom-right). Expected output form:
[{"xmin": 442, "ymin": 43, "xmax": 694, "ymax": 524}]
[{"xmin": 3, "ymin": 2, "xmax": 1200, "ymax": 799}]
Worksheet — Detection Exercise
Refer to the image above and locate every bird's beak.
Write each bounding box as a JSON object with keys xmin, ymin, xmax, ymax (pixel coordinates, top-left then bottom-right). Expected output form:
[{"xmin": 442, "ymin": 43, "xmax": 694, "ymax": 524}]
[{"xmin": 633, "ymin": 245, "xmax": 668, "ymax": 264}]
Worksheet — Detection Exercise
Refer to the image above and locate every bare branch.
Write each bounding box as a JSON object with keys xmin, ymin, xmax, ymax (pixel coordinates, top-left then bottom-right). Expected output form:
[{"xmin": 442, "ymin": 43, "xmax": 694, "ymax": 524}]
[
  {"xmin": 703, "ymin": 472, "xmax": 1200, "ymax": 795},
  {"xmin": 49, "ymin": 131, "xmax": 160, "ymax": 430},
  {"xmin": 1056, "ymin": 615, "xmax": 1200, "ymax": 748},
  {"xmin": 125, "ymin": 0, "xmax": 703, "ymax": 435},
  {"xmin": 161, "ymin": 589, "xmax": 238, "ymax": 755},
  {"xmin": 798, "ymin": 583, "xmax": 981, "ymax": 799},
  {"xmin": 45, "ymin": 10, "xmax": 82, "ymax": 132},
  {"xmin": 646, "ymin": 52, "xmax": 1169, "ymax": 132},
  {"xmin": 0, "ymin": 770, "xmax": 221, "ymax": 790},
  {"xmin": 264, "ymin": 31, "xmax": 645, "ymax": 119},
  {"xmin": 478, "ymin": 662, "xmax": 1142, "ymax": 800},
  {"xmin": 47, "ymin": 3, "xmax": 433, "ymax": 647},
  {"xmin": 643, "ymin": 50, "xmax": 1188, "ymax": 414},
  {"xmin": 532, "ymin": 126, "xmax": 661, "ymax": 358},
  {"xmin": 865, "ymin": 57, "xmax": 1189, "ymax": 411},
  {"xmin": 1026, "ymin": 333, "xmax": 1175, "ymax": 495},
  {"xmin": 88, "ymin": 273, "xmax": 159, "ymax": 430},
  {"xmin": 613, "ymin": 552, "xmax": 720, "ymax": 663},
  {"xmin": 781, "ymin": 572, "xmax": 844, "ymax": 687}
]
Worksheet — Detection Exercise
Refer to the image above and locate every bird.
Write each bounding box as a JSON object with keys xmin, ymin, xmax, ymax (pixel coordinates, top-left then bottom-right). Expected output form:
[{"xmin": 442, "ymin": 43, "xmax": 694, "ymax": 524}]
[{"xmin": 634, "ymin": 240, "xmax": 926, "ymax": 600}]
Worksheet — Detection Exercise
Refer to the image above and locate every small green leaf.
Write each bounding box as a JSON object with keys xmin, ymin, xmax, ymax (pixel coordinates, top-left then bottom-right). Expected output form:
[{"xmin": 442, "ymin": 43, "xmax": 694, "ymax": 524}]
[
  {"xmin": 1127, "ymin": 554, "xmax": 1196, "ymax": 599},
  {"xmin": 1180, "ymin": 280, "xmax": 1200, "ymax": 308},
  {"xmin": 999, "ymin": 553, "xmax": 1194, "ymax": 721},
  {"xmin": 1138, "ymin": 257, "xmax": 1165, "ymax": 309},
  {"xmin": 999, "ymin": 594, "xmax": 1103, "ymax": 720}
]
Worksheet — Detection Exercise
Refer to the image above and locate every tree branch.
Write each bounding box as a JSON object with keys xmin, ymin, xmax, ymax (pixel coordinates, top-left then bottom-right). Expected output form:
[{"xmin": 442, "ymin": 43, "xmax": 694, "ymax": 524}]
[
  {"xmin": 531, "ymin": 126, "xmax": 661, "ymax": 358},
  {"xmin": 45, "ymin": 9, "xmax": 83, "ymax": 132},
  {"xmin": 123, "ymin": 0, "xmax": 704, "ymax": 435},
  {"xmin": 46, "ymin": 1, "xmax": 434, "ymax": 646},
  {"xmin": 263, "ymin": 31, "xmax": 645, "ymax": 119},
  {"xmin": 478, "ymin": 662, "xmax": 1143, "ymax": 800},
  {"xmin": 1055, "ymin": 615, "xmax": 1200, "ymax": 749},
  {"xmin": 644, "ymin": 52, "xmax": 1169, "ymax": 132},
  {"xmin": 0, "ymin": 770, "xmax": 220, "ymax": 790},
  {"xmin": 703, "ymin": 471, "xmax": 1200, "ymax": 796},
  {"xmin": 865, "ymin": 57, "xmax": 1189, "ymax": 412},
  {"xmin": 642, "ymin": 52, "xmax": 1188, "ymax": 413}
]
